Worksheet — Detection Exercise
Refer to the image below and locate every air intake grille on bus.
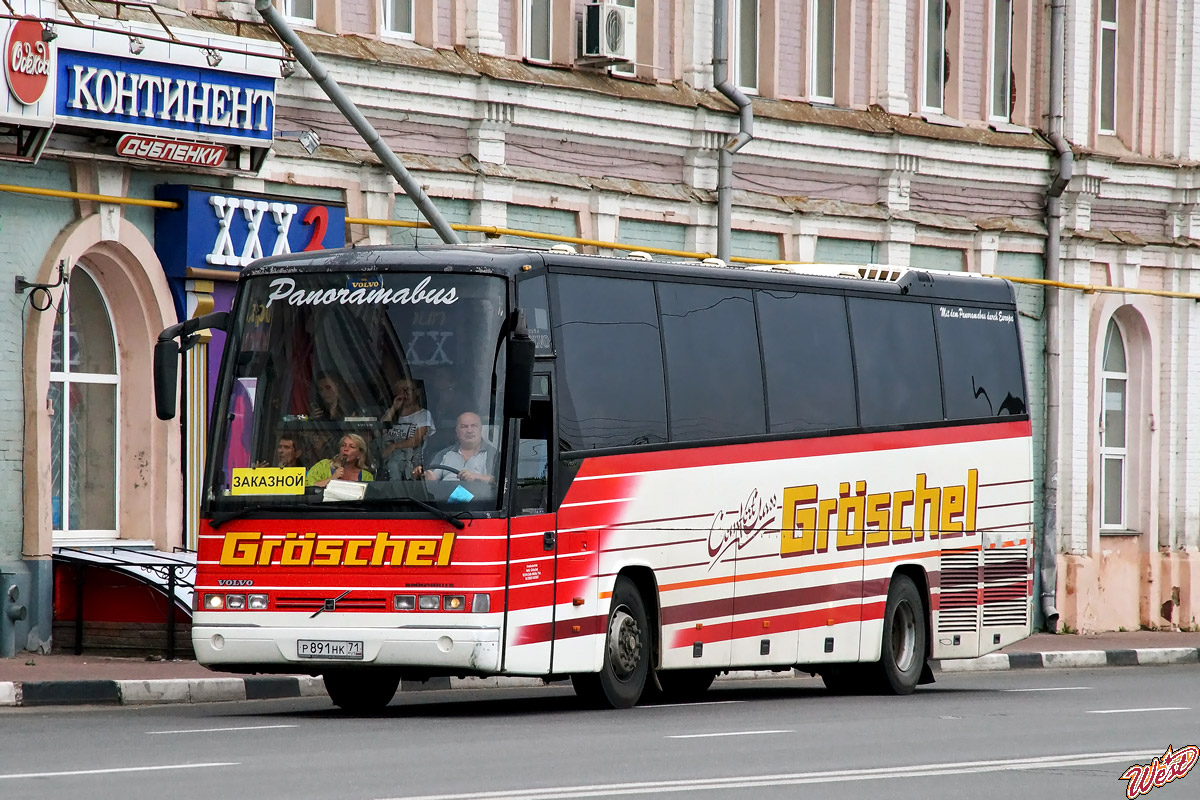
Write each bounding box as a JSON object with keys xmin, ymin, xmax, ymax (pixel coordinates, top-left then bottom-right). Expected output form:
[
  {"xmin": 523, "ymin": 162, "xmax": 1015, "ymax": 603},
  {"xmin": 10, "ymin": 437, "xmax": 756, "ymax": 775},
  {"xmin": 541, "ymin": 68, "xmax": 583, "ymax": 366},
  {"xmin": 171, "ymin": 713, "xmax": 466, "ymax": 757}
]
[
  {"xmin": 744, "ymin": 264, "xmax": 911, "ymax": 281},
  {"xmin": 982, "ymin": 549, "xmax": 1030, "ymax": 627},
  {"xmin": 275, "ymin": 596, "xmax": 388, "ymax": 612},
  {"xmin": 937, "ymin": 549, "xmax": 981, "ymax": 634}
]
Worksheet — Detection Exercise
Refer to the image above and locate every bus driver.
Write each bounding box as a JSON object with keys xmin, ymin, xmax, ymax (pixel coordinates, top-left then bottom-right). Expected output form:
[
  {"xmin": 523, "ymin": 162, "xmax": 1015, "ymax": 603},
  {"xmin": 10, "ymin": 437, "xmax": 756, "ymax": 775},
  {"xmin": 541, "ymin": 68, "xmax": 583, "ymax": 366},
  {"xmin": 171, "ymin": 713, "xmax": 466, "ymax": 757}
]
[{"xmin": 413, "ymin": 412, "xmax": 497, "ymax": 485}]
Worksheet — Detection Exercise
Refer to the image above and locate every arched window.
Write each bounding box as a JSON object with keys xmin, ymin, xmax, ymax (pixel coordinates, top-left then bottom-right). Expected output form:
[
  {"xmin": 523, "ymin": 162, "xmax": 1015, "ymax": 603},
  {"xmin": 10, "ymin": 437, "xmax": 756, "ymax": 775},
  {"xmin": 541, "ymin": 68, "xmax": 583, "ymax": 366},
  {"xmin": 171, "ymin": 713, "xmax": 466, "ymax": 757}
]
[
  {"xmin": 49, "ymin": 267, "xmax": 118, "ymax": 539},
  {"xmin": 1100, "ymin": 318, "xmax": 1126, "ymax": 529}
]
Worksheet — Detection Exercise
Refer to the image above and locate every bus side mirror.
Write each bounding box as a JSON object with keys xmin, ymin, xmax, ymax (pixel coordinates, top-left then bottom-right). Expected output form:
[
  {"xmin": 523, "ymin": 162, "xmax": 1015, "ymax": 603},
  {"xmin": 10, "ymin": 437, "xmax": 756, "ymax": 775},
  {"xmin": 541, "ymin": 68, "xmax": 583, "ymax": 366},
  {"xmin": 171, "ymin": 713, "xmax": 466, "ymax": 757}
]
[
  {"xmin": 504, "ymin": 310, "xmax": 535, "ymax": 419},
  {"xmin": 153, "ymin": 311, "xmax": 228, "ymax": 421},
  {"xmin": 154, "ymin": 339, "xmax": 180, "ymax": 420}
]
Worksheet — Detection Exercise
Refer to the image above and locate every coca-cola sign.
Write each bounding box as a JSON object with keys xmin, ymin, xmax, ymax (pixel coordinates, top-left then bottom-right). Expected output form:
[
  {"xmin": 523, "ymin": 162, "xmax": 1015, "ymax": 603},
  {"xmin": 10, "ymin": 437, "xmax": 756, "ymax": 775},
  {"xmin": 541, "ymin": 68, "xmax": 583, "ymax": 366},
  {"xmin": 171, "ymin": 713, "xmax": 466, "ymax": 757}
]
[{"xmin": 5, "ymin": 17, "xmax": 51, "ymax": 105}]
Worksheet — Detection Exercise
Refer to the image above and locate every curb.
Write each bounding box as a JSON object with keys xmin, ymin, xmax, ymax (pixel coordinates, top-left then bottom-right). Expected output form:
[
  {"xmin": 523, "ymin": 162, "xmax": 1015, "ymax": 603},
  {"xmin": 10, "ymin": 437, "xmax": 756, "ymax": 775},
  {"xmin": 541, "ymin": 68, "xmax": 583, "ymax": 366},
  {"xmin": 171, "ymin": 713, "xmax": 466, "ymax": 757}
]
[
  {"xmin": 1, "ymin": 648, "xmax": 1196, "ymax": 708},
  {"xmin": 0, "ymin": 675, "xmax": 327, "ymax": 708},
  {"xmin": 935, "ymin": 647, "xmax": 1200, "ymax": 673}
]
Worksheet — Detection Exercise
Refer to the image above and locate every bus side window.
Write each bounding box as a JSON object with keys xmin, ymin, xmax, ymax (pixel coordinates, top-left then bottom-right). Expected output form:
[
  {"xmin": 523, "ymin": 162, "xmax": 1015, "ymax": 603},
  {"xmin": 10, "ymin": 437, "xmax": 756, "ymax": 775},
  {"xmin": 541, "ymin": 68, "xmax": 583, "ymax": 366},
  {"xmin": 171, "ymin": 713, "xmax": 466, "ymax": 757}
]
[{"xmin": 516, "ymin": 399, "xmax": 552, "ymax": 514}]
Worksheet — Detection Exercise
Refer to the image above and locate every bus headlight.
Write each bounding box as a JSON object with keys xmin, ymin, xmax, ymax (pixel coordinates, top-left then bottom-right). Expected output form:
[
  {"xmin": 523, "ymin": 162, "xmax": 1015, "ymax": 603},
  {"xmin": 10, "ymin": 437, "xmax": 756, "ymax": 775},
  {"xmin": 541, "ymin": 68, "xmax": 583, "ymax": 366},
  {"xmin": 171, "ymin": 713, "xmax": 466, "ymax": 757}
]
[
  {"xmin": 394, "ymin": 594, "xmax": 416, "ymax": 611},
  {"xmin": 204, "ymin": 593, "xmax": 225, "ymax": 610},
  {"xmin": 418, "ymin": 594, "xmax": 440, "ymax": 610},
  {"xmin": 225, "ymin": 594, "xmax": 246, "ymax": 610},
  {"xmin": 248, "ymin": 594, "xmax": 269, "ymax": 610}
]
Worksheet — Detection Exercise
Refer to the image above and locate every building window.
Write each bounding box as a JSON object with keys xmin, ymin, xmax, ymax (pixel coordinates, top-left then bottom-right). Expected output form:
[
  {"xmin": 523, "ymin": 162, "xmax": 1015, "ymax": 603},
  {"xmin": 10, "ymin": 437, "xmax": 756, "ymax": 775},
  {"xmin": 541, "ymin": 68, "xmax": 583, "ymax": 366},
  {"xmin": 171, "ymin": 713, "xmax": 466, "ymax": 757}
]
[
  {"xmin": 990, "ymin": 0, "xmax": 1012, "ymax": 120},
  {"xmin": 1098, "ymin": 0, "xmax": 1117, "ymax": 134},
  {"xmin": 49, "ymin": 267, "xmax": 119, "ymax": 539},
  {"xmin": 810, "ymin": 0, "xmax": 836, "ymax": 102},
  {"xmin": 383, "ymin": 0, "xmax": 414, "ymax": 37},
  {"xmin": 1100, "ymin": 319, "xmax": 1127, "ymax": 528},
  {"xmin": 923, "ymin": 0, "xmax": 946, "ymax": 113},
  {"xmin": 524, "ymin": 0, "xmax": 552, "ymax": 62},
  {"xmin": 735, "ymin": 0, "xmax": 759, "ymax": 93},
  {"xmin": 283, "ymin": 0, "xmax": 315, "ymax": 24}
]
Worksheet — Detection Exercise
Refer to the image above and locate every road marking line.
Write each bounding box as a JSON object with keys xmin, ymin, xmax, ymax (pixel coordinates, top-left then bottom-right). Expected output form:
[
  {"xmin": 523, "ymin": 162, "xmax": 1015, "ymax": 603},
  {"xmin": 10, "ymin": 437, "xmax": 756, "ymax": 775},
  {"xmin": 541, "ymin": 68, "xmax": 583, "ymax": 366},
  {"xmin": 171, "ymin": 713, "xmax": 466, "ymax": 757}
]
[
  {"xmin": 666, "ymin": 730, "xmax": 793, "ymax": 739},
  {"xmin": 0, "ymin": 763, "xmax": 238, "ymax": 781},
  {"xmin": 638, "ymin": 701, "xmax": 745, "ymax": 709},
  {"xmin": 1087, "ymin": 707, "xmax": 1190, "ymax": 714},
  {"xmin": 374, "ymin": 749, "xmax": 1162, "ymax": 800},
  {"xmin": 1003, "ymin": 687, "xmax": 1091, "ymax": 693},
  {"xmin": 146, "ymin": 724, "xmax": 299, "ymax": 735}
]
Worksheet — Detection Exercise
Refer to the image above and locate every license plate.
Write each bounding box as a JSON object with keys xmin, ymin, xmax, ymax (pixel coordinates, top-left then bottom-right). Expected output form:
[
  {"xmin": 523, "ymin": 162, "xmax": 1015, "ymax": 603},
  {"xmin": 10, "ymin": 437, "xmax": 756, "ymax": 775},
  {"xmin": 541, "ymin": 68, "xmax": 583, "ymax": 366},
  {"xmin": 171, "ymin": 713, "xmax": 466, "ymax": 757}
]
[{"xmin": 297, "ymin": 639, "xmax": 364, "ymax": 660}]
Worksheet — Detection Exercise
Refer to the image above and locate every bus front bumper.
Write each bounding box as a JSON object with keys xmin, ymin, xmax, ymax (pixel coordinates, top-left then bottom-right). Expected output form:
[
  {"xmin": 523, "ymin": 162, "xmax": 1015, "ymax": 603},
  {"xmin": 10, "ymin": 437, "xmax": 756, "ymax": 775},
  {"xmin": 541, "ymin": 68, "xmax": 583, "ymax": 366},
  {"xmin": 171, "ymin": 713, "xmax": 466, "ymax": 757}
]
[{"xmin": 192, "ymin": 624, "xmax": 501, "ymax": 673}]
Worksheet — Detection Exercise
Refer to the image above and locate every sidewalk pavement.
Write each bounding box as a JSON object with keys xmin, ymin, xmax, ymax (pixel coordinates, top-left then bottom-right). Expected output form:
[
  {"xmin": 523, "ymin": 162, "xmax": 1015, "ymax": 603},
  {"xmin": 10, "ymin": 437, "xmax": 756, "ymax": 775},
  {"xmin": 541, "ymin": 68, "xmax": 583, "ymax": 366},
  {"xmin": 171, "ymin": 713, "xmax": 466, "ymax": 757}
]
[{"xmin": 2, "ymin": 631, "xmax": 1197, "ymax": 708}]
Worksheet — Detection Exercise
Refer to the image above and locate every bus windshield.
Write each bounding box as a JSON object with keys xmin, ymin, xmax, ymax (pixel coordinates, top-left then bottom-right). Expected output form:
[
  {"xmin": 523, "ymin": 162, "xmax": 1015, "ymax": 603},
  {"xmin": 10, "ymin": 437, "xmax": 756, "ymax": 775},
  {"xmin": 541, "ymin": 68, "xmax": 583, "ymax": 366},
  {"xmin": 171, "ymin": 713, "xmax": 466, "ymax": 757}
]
[{"xmin": 206, "ymin": 270, "xmax": 509, "ymax": 514}]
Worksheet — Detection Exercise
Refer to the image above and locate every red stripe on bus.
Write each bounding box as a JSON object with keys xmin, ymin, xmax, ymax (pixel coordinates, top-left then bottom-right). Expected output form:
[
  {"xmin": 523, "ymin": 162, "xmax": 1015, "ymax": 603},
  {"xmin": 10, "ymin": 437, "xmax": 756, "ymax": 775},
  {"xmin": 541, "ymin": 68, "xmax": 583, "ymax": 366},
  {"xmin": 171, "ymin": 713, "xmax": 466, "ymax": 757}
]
[
  {"xmin": 668, "ymin": 602, "xmax": 888, "ymax": 648},
  {"xmin": 575, "ymin": 420, "xmax": 1031, "ymax": 479}
]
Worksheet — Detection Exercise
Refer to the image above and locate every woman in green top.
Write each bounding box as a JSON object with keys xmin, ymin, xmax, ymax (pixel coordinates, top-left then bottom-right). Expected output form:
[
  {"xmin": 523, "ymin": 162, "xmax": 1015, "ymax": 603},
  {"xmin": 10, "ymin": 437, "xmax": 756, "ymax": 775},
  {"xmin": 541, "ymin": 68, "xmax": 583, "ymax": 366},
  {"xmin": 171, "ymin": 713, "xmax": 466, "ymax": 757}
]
[{"xmin": 306, "ymin": 433, "xmax": 374, "ymax": 487}]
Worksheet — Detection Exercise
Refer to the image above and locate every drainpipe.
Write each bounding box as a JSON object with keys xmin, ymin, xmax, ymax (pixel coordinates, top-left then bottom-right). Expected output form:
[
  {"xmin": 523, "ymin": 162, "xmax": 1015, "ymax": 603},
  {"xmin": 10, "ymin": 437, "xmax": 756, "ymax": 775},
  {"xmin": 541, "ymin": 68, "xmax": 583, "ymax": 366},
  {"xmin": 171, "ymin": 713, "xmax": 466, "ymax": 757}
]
[
  {"xmin": 712, "ymin": 0, "xmax": 753, "ymax": 263},
  {"xmin": 253, "ymin": 0, "xmax": 461, "ymax": 245},
  {"xmin": 1041, "ymin": 0, "xmax": 1073, "ymax": 630}
]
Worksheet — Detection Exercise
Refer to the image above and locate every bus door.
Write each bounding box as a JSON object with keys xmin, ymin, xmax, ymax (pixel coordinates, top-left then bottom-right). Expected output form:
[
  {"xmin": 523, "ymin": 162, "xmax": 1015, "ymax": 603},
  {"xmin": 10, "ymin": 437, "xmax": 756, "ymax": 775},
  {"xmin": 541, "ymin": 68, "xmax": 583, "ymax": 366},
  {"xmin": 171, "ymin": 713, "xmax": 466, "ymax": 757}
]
[
  {"xmin": 731, "ymin": 491, "xmax": 801, "ymax": 667},
  {"xmin": 502, "ymin": 373, "xmax": 559, "ymax": 674}
]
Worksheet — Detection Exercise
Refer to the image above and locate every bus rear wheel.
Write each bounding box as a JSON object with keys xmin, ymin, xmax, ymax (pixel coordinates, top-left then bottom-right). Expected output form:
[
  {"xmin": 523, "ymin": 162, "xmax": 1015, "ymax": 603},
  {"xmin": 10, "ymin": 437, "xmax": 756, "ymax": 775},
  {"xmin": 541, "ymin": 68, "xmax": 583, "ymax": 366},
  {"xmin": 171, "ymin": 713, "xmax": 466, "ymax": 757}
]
[
  {"xmin": 572, "ymin": 577, "xmax": 650, "ymax": 709},
  {"xmin": 324, "ymin": 669, "xmax": 400, "ymax": 713},
  {"xmin": 870, "ymin": 574, "xmax": 927, "ymax": 695}
]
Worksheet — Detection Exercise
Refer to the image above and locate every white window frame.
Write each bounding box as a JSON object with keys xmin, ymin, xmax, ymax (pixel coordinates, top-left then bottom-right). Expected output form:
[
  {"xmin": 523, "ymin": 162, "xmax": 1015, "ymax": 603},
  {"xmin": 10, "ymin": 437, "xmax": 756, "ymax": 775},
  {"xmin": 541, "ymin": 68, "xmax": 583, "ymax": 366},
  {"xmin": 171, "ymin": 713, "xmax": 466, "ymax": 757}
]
[
  {"xmin": 611, "ymin": 0, "xmax": 638, "ymax": 76},
  {"xmin": 1099, "ymin": 319, "xmax": 1127, "ymax": 530},
  {"xmin": 282, "ymin": 0, "xmax": 315, "ymax": 25},
  {"xmin": 734, "ymin": 0, "xmax": 759, "ymax": 94},
  {"xmin": 806, "ymin": 0, "xmax": 835, "ymax": 103},
  {"xmin": 1098, "ymin": 0, "xmax": 1118, "ymax": 134},
  {"xmin": 990, "ymin": 0, "xmax": 1013, "ymax": 121},
  {"xmin": 382, "ymin": 0, "xmax": 415, "ymax": 39},
  {"xmin": 49, "ymin": 267, "xmax": 121, "ymax": 541},
  {"xmin": 523, "ymin": 0, "xmax": 553, "ymax": 63},
  {"xmin": 922, "ymin": 0, "xmax": 946, "ymax": 114}
]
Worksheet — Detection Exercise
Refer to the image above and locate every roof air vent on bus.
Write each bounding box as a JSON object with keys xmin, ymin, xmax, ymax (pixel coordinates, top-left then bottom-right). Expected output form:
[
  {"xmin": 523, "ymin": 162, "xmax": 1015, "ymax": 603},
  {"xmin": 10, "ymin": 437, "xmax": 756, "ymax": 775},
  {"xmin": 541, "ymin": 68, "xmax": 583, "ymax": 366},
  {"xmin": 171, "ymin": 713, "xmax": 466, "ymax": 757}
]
[
  {"xmin": 626, "ymin": 251, "xmax": 653, "ymax": 261},
  {"xmin": 856, "ymin": 266, "xmax": 907, "ymax": 282},
  {"xmin": 701, "ymin": 257, "xmax": 727, "ymax": 268},
  {"xmin": 549, "ymin": 244, "xmax": 577, "ymax": 254}
]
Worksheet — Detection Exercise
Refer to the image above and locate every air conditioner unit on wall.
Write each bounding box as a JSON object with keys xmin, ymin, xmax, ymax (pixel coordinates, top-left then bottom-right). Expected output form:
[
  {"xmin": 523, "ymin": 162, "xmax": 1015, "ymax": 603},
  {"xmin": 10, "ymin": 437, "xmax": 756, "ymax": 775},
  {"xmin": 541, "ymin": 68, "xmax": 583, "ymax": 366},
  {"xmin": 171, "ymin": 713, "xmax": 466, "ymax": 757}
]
[{"xmin": 583, "ymin": 2, "xmax": 636, "ymax": 63}]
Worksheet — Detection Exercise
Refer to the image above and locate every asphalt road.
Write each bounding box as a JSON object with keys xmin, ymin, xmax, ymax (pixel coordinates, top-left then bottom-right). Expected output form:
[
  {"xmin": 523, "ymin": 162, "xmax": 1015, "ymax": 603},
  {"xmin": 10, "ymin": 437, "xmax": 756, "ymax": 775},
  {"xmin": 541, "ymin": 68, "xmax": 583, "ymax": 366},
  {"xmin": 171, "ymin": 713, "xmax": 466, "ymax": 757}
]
[{"xmin": 3, "ymin": 667, "xmax": 1197, "ymax": 800}]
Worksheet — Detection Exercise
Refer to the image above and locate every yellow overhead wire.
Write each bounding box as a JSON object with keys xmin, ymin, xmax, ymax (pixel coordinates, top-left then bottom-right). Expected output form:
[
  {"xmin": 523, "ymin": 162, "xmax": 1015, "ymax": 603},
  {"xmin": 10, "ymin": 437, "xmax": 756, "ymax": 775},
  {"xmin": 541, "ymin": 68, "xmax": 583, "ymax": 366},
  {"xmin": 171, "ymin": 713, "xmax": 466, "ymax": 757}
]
[{"xmin": 0, "ymin": 183, "xmax": 1195, "ymax": 300}]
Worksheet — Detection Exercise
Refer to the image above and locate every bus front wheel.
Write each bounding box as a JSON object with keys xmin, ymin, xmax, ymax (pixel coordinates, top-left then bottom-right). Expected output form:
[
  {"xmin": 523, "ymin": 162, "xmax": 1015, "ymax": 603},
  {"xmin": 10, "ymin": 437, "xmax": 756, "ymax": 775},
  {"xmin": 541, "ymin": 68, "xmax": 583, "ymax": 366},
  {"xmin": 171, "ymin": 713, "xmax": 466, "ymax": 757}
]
[
  {"xmin": 572, "ymin": 577, "xmax": 650, "ymax": 709},
  {"xmin": 324, "ymin": 669, "xmax": 400, "ymax": 713}
]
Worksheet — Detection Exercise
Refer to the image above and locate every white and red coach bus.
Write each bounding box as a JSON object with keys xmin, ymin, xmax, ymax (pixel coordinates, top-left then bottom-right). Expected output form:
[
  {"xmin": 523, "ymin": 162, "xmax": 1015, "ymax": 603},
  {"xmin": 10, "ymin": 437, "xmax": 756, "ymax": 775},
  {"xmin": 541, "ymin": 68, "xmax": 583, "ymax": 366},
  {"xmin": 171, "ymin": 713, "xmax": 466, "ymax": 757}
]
[{"xmin": 154, "ymin": 246, "xmax": 1033, "ymax": 711}]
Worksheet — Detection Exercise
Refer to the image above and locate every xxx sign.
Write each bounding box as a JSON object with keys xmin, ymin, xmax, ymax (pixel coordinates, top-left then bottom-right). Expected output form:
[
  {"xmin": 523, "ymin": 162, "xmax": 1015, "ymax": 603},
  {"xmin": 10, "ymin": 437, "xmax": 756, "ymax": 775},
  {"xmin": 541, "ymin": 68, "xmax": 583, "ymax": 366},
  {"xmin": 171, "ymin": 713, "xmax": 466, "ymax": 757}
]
[{"xmin": 5, "ymin": 17, "xmax": 51, "ymax": 106}]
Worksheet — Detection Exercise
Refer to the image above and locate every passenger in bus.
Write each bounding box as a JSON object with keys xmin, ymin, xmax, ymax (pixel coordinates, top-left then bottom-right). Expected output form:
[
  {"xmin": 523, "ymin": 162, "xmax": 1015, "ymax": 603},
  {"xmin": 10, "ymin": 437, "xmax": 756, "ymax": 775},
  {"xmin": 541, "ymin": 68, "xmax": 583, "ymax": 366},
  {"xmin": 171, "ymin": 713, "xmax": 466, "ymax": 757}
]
[
  {"xmin": 380, "ymin": 377, "xmax": 435, "ymax": 480},
  {"xmin": 427, "ymin": 370, "xmax": 472, "ymax": 428},
  {"xmin": 306, "ymin": 433, "xmax": 375, "ymax": 487},
  {"xmin": 309, "ymin": 372, "xmax": 350, "ymax": 421},
  {"xmin": 254, "ymin": 435, "xmax": 307, "ymax": 470},
  {"xmin": 414, "ymin": 411, "xmax": 496, "ymax": 484}
]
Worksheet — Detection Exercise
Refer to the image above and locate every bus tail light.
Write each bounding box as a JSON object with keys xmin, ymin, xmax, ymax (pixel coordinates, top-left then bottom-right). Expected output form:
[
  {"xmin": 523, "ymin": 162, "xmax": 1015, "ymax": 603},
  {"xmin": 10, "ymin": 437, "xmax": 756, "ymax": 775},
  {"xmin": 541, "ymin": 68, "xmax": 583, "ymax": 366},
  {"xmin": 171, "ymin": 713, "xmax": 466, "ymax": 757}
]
[
  {"xmin": 471, "ymin": 593, "xmax": 490, "ymax": 613},
  {"xmin": 394, "ymin": 594, "xmax": 416, "ymax": 611},
  {"xmin": 204, "ymin": 593, "xmax": 225, "ymax": 610},
  {"xmin": 248, "ymin": 594, "xmax": 269, "ymax": 610}
]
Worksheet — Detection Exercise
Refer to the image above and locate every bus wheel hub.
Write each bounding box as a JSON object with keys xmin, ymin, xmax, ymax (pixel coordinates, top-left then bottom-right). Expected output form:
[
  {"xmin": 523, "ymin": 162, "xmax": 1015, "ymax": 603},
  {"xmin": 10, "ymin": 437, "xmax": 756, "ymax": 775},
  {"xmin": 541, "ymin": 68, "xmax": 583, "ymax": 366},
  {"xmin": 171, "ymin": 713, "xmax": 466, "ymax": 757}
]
[{"xmin": 609, "ymin": 608, "xmax": 641, "ymax": 677}]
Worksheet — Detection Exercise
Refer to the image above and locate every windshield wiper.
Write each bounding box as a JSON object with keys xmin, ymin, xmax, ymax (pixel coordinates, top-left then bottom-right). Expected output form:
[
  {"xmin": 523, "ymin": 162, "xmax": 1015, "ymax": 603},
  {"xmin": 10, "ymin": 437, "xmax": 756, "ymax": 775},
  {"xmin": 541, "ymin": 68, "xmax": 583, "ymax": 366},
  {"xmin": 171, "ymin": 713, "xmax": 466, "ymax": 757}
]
[
  {"xmin": 388, "ymin": 496, "xmax": 467, "ymax": 529},
  {"xmin": 210, "ymin": 497, "xmax": 468, "ymax": 530},
  {"xmin": 210, "ymin": 500, "xmax": 324, "ymax": 529}
]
